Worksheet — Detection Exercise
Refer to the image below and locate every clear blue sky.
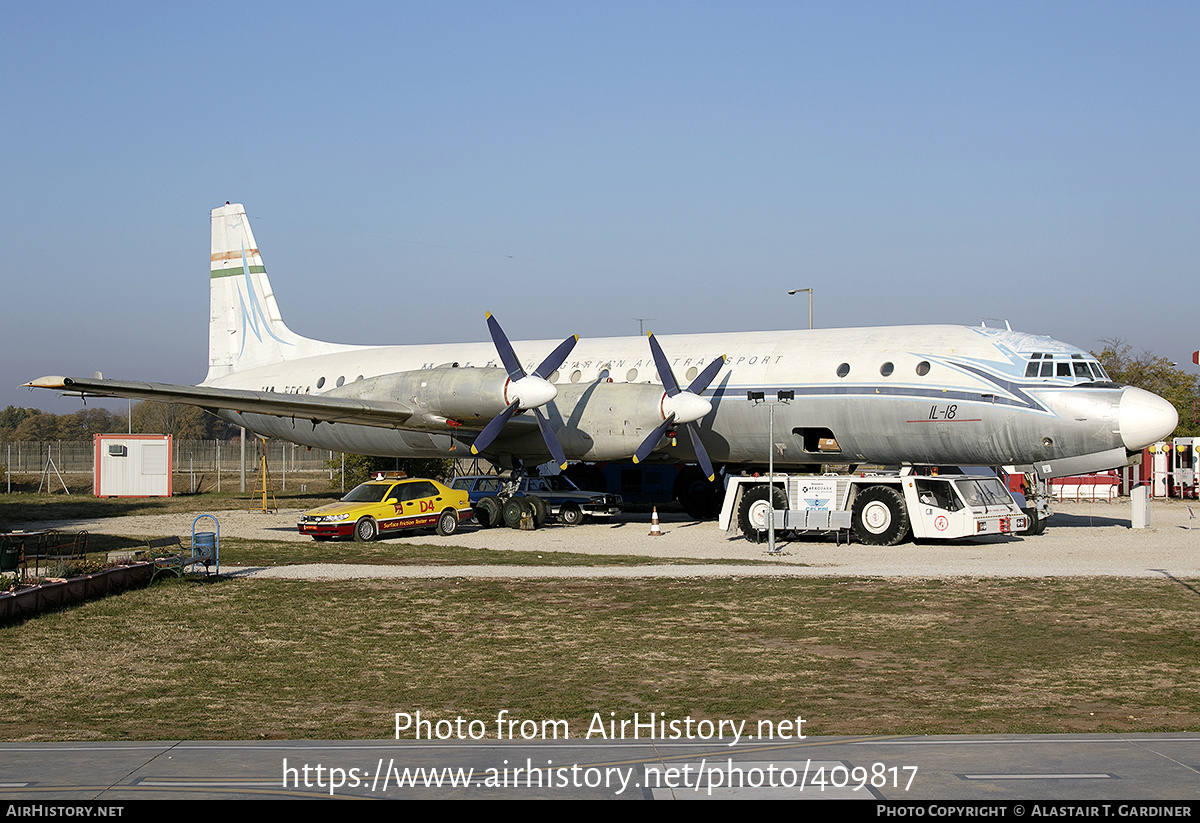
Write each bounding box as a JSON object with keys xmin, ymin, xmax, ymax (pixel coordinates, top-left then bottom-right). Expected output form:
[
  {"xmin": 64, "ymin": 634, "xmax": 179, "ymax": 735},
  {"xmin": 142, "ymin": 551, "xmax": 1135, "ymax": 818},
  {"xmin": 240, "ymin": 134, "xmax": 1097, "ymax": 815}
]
[{"xmin": 3, "ymin": 1, "xmax": 1197, "ymax": 415}]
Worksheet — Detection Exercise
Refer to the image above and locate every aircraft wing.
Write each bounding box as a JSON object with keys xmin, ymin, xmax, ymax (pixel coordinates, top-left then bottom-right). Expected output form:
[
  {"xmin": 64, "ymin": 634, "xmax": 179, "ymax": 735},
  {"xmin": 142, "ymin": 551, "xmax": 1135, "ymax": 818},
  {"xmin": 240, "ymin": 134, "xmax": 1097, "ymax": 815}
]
[{"xmin": 24, "ymin": 376, "xmax": 415, "ymax": 429}]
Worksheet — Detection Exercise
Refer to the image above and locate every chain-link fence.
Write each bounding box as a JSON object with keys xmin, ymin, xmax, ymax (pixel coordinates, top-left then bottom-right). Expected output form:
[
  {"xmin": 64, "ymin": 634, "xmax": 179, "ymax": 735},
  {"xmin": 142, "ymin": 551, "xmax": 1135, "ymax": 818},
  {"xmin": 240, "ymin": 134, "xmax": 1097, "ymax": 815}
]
[
  {"xmin": 2, "ymin": 438, "xmax": 341, "ymax": 493},
  {"xmin": 1, "ymin": 439, "xmax": 497, "ymax": 494},
  {"xmin": 2, "ymin": 438, "xmax": 335, "ymax": 473}
]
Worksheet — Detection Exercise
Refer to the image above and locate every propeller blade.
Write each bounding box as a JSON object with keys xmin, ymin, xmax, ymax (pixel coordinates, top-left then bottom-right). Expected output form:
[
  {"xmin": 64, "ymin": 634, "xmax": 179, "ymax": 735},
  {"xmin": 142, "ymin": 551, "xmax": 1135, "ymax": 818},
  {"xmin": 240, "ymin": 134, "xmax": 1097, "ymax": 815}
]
[
  {"xmin": 633, "ymin": 414, "xmax": 675, "ymax": 464},
  {"xmin": 479, "ymin": 315, "xmax": 577, "ymax": 465},
  {"xmin": 636, "ymin": 333, "xmax": 724, "ymax": 476},
  {"xmin": 646, "ymin": 332, "xmax": 681, "ymax": 397},
  {"xmin": 470, "ymin": 400, "xmax": 519, "ymax": 456},
  {"xmin": 533, "ymin": 333, "xmax": 579, "ymax": 380},
  {"xmin": 687, "ymin": 354, "xmax": 727, "ymax": 395},
  {"xmin": 534, "ymin": 408, "xmax": 568, "ymax": 469},
  {"xmin": 486, "ymin": 312, "xmax": 525, "ymax": 380},
  {"xmin": 685, "ymin": 423, "xmax": 716, "ymax": 482}
]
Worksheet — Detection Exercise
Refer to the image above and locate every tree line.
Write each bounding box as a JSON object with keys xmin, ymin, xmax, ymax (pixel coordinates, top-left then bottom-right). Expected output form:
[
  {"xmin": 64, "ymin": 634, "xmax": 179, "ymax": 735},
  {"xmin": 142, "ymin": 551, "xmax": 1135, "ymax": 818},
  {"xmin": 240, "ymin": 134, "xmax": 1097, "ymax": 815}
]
[
  {"xmin": 0, "ymin": 402, "xmax": 242, "ymax": 443},
  {"xmin": 1094, "ymin": 341, "xmax": 1198, "ymax": 439}
]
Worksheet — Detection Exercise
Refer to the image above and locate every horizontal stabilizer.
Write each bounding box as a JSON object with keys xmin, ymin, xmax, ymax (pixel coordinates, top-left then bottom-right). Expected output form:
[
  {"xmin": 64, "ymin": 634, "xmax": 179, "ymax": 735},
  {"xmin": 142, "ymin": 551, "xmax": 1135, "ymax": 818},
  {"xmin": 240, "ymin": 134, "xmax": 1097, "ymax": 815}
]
[{"xmin": 25, "ymin": 376, "xmax": 414, "ymax": 429}]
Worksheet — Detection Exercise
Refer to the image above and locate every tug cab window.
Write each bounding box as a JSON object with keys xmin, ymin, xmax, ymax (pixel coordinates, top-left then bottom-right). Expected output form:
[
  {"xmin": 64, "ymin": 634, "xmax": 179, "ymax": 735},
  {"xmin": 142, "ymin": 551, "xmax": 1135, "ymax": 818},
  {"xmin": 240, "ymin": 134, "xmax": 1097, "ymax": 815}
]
[{"xmin": 915, "ymin": 479, "xmax": 962, "ymax": 512}]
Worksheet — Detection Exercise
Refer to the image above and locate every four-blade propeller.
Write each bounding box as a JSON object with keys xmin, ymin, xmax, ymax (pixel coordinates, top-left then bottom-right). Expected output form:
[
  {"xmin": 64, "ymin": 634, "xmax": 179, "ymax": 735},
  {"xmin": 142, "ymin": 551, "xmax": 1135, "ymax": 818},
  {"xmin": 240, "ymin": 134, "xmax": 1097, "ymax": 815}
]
[
  {"xmin": 470, "ymin": 312, "xmax": 578, "ymax": 469},
  {"xmin": 633, "ymin": 332, "xmax": 726, "ymax": 481},
  {"xmin": 469, "ymin": 317, "xmax": 724, "ymax": 477}
]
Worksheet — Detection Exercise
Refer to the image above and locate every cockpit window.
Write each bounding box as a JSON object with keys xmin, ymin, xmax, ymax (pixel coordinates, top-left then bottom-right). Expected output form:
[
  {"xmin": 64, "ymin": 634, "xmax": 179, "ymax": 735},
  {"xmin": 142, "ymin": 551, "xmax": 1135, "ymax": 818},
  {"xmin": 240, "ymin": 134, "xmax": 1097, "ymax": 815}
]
[{"xmin": 1025, "ymin": 354, "xmax": 1111, "ymax": 383}]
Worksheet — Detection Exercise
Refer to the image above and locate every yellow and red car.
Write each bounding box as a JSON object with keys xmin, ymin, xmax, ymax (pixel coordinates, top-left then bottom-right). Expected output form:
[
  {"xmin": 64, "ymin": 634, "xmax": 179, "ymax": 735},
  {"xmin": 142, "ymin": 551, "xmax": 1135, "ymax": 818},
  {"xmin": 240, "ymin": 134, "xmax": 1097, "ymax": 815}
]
[{"xmin": 298, "ymin": 477, "xmax": 472, "ymax": 541}]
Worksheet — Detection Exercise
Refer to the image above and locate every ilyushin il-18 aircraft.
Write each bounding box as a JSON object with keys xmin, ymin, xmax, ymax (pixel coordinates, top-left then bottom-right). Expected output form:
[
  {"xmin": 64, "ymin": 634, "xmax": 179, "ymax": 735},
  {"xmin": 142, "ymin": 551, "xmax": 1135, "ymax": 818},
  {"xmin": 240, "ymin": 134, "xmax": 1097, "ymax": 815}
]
[{"xmin": 27, "ymin": 202, "xmax": 1177, "ymax": 518}]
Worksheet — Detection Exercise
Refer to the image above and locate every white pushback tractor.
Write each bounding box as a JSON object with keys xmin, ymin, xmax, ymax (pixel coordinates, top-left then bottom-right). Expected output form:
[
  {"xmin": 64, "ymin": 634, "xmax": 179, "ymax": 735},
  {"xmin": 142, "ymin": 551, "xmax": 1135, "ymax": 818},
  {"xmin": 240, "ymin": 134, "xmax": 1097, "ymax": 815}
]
[{"xmin": 720, "ymin": 470, "xmax": 1030, "ymax": 546}]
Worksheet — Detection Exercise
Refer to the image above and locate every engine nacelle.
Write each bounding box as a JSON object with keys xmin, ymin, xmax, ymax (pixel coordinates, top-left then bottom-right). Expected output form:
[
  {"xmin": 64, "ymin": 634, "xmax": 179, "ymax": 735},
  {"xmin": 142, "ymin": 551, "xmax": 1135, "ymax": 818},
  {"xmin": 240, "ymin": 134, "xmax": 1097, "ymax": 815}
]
[
  {"xmin": 328, "ymin": 367, "xmax": 708, "ymax": 462},
  {"xmin": 326, "ymin": 366, "xmax": 513, "ymax": 427},
  {"xmin": 526, "ymin": 381, "xmax": 687, "ymax": 461}
]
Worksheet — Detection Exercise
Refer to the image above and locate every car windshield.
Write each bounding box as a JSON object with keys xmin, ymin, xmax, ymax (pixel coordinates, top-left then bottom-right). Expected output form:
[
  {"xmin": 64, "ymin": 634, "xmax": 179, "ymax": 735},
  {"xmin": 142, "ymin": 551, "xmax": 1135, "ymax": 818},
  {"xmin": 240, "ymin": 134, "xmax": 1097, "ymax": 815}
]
[
  {"xmin": 341, "ymin": 483, "xmax": 394, "ymax": 503},
  {"xmin": 954, "ymin": 478, "xmax": 1012, "ymax": 508}
]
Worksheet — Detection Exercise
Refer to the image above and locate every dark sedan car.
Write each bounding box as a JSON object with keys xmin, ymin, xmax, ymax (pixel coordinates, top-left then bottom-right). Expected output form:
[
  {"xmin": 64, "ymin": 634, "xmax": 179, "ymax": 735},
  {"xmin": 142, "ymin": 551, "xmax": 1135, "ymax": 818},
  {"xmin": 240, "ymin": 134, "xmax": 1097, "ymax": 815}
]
[{"xmin": 449, "ymin": 474, "xmax": 621, "ymax": 527}]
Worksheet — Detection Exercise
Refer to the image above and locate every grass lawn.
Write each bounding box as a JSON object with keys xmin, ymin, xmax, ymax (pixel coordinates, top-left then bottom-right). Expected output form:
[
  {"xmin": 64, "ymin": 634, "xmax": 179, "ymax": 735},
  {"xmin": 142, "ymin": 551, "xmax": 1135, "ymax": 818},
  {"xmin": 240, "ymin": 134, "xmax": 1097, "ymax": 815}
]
[{"xmin": 2, "ymin": 574, "xmax": 1197, "ymax": 741}]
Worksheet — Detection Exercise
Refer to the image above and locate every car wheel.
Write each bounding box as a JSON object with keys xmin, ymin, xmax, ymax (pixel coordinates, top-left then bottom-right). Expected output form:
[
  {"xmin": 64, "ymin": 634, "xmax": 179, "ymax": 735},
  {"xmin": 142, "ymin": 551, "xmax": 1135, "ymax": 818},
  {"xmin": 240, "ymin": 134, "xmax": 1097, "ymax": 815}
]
[
  {"xmin": 851, "ymin": 486, "xmax": 910, "ymax": 546},
  {"xmin": 354, "ymin": 516, "xmax": 377, "ymax": 543},
  {"xmin": 560, "ymin": 503, "xmax": 583, "ymax": 526},
  {"xmin": 475, "ymin": 495, "xmax": 502, "ymax": 528},
  {"xmin": 503, "ymin": 497, "xmax": 532, "ymax": 529},
  {"xmin": 436, "ymin": 510, "xmax": 458, "ymax": 536},
  {"xmin": 736, "ymin": 485, "xmax": 787, "ymax": 543}
]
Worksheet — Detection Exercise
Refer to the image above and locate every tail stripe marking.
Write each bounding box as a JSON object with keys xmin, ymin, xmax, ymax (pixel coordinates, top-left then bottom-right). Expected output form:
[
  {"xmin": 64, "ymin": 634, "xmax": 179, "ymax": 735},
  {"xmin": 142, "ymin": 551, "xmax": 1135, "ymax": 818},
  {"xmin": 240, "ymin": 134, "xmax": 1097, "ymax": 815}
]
[{"xmin": 234, "ymin": 244, "xmax": 292, "ymax": 358}]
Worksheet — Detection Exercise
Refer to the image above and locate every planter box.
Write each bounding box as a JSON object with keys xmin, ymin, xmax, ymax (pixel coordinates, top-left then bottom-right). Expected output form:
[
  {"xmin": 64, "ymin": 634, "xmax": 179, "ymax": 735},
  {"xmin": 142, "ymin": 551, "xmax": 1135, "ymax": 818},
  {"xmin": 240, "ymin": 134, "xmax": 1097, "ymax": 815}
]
[{"xmin": 0, "ymin": 562, "xmax": 155, "ymax": 623}]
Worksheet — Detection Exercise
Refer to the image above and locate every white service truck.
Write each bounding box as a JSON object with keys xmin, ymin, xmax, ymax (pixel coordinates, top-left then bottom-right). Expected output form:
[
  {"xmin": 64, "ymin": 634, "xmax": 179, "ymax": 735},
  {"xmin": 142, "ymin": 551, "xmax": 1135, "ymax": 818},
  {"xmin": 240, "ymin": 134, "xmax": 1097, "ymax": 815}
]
[{"xmin": 720, "ymin": 471, "xmax": 1030, "ymax": 546}]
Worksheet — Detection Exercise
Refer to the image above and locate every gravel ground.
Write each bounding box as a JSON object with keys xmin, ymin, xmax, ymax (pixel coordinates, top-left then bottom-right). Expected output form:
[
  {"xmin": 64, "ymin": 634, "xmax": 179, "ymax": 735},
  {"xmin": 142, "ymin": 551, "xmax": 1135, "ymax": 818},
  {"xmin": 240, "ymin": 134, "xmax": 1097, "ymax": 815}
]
[{"xmin": 27, "ymin": 497, "xmax": 1200, "ymax": 579}]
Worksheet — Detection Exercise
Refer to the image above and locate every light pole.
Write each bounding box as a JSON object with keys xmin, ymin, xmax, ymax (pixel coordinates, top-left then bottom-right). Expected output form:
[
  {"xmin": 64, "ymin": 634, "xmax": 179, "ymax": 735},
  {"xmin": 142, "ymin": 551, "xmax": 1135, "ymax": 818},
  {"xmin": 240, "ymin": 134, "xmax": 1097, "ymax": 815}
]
[
  {"xmin": 787, "ymin": 288, "xmax": 813, "ymax": 329},
  {"xmin": 747, "ymin": 389, "xmax": 794, "ymax": 554}
]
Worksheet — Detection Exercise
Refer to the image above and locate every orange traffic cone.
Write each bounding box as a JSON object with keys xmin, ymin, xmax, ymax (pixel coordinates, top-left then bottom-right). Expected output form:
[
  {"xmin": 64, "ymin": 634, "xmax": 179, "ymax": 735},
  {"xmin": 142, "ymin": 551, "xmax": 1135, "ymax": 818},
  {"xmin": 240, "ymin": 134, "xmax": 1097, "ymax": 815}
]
[{"xmin": 649, "ymin": 507, "xmax": 663, "ymax": 536}]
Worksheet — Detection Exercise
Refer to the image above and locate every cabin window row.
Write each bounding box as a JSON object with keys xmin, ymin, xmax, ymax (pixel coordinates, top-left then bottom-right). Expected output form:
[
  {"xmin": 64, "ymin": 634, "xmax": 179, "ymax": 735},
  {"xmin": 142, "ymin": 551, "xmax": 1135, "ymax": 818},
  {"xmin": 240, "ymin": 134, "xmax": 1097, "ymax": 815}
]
[
  {"xmin": 314, "ymin": 375, "xmax": 364, "ymax": 389},
  {"xmin": 836, "ymin": 361, "xmax": 931, "ymax": 378}
]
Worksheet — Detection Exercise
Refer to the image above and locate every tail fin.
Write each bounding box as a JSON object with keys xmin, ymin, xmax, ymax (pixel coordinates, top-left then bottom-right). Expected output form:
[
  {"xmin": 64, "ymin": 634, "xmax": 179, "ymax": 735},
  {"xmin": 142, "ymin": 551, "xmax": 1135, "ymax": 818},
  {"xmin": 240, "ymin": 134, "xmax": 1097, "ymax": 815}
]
[{"xmin": 206, "ymin": 203, "xmax": 338, "ymax": 381}]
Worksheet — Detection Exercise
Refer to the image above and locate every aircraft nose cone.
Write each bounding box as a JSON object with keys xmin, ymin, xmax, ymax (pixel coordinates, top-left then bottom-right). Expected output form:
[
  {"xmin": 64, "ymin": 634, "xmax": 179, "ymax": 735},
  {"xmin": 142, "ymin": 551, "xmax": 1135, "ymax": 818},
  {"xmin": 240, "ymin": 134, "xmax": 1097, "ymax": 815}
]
[{"xmin": 1118, "ymin": 386, "xmax": 1178, "ymax": 451}]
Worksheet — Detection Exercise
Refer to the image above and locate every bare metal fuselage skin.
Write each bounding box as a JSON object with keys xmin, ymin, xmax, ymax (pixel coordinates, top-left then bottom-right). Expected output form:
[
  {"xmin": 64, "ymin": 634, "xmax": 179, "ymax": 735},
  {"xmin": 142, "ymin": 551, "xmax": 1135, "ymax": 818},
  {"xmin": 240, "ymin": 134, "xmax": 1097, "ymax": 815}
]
[{"xmin": 207, "ymin": 325, "xmax": 1138, "ymax": 476}]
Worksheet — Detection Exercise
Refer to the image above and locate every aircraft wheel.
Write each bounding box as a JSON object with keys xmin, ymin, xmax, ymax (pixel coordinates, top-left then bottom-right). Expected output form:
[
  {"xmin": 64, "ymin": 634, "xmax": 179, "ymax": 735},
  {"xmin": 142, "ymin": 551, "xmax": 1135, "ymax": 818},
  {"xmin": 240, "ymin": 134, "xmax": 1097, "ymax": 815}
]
[
  {"xmin": 851, "ymin": 486, "xmax": 910, "ymax": 546},
  {"xmin": 503, "ymin": 497, "xmax": 532, "ymax": 529},
  {"xmin": 1021, "ymin": 508, "xmax": 1039, "ymax": 535},
  {"xmin": 475, "ymin": 495, "xmax": 502, "ymax": 528},
  {"xmin": 354, "ymin": 516, "xmax": 378, "ymax": 543},
  {"xmin": 526, "ymin": 495, "xmax": 548, "ymax": 528},
  {"xmin": 1021, "ymin": 507, "xmax": 1050, "ymax": 535},
  {"xmin": 737, "ymin": 485, "xmax": 787, "ymax": 543},
  {"xmin": 559, "ymin": 503, "xmax": 583, "ymax": 526},
  {"xmin": 436, "ymin": 509, "xmax": 458, "ymax": 536}
]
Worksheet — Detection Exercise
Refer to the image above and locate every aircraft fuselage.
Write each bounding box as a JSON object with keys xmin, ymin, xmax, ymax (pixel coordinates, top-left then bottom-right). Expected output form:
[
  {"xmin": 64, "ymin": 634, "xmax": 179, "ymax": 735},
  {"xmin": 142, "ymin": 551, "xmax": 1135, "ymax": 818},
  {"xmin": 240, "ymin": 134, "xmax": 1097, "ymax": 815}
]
[{"xmin": 207, "ymin": 323, "xmax": 1154, "ymax": 476}]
